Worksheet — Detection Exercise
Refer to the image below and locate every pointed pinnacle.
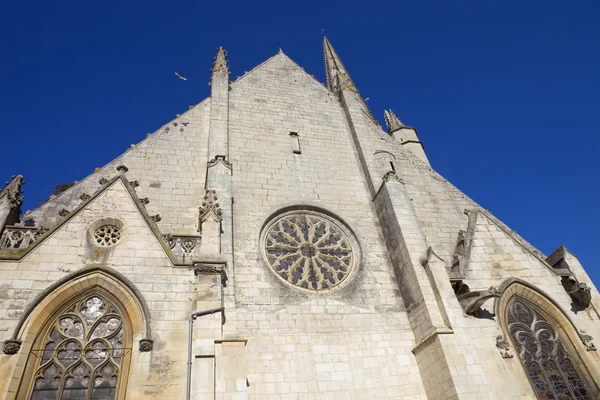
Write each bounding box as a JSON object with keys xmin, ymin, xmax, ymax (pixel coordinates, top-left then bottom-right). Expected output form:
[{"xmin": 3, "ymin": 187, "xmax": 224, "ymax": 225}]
[
  {"xmin": 384, "ymin": 109, "xmax": 409, "ymax": 133},
  {"xmin": 211, "ymin": 46, "xmax": 229, "ymax": 74},
  {"xmin": 323, "ymin": 37, "xmax": 357, "ymax": 93}
]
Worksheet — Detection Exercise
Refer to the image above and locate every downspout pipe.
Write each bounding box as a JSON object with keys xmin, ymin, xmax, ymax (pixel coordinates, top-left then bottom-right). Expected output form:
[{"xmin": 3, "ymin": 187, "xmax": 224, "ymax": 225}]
[{"xmin": 186, "ymin": 307, "xmax": 225, "ymax": 400}]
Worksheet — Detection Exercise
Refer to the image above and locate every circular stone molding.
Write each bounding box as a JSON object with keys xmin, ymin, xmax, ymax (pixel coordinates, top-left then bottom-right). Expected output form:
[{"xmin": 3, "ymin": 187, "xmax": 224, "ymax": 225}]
[
  {"xmin": 88, "ymin": 218, "xmax": 125, "ymax": 248},
  {"xmin": 261, "ymin": 210, "xmax": 360, "ymax": 292}
]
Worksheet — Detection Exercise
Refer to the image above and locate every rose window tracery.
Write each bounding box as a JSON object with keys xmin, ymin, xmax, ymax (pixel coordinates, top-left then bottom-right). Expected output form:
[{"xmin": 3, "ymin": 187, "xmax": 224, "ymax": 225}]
[
  {"xmin": 29, "ymin": 295, "xmax": 125, "ymax": 400},
  {"xmin": 507, "ymin": 298, "xmax": 593, "ymax": 399},
  {"xmin": 263, "ymin": 212, "xmax": 357, "ymax": 291},
  {"xmin": 93, "ymin": 225, "xmax": 121, "ymax": 247}
]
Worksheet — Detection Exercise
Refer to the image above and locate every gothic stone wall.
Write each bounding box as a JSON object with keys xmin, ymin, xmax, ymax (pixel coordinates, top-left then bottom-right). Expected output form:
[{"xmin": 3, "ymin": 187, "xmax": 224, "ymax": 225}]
[{"xmin": 225, "ymin": 53, "xmax": 428, "ymax": 399}]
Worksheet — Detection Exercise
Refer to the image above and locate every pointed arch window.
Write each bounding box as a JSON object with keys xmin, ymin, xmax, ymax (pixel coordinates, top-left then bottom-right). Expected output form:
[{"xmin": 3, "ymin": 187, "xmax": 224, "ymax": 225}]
[
  {"xmin": 506, "ymin": 298, "xmax": 592, "ymax": 399},
  {"xmin": 27, "ymin": 294, "xmax": 128, "ymax": 400}
]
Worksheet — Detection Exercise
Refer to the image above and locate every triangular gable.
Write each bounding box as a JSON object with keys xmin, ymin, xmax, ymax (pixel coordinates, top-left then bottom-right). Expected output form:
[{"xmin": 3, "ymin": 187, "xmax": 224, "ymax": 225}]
[
  {"xmin": 230, "ymin": 51, "xmax": 331, "ymax": 96},
  {"xmin": 0, "ymin": 174, "xmax": 179, "ymax": 265}
]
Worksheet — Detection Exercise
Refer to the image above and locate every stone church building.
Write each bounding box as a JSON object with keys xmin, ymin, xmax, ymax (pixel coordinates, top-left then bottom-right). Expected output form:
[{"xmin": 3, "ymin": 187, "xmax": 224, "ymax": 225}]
[{"xmin": 0, "ymin": 38, "xmax": 599, "ymax": 399}]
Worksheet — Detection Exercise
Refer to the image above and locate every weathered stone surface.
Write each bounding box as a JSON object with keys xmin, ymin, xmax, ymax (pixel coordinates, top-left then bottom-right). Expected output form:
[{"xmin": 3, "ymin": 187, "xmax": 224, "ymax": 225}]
[{"xmin": 0, "ymin": 38, "xmax": 598, "ymax": 400}]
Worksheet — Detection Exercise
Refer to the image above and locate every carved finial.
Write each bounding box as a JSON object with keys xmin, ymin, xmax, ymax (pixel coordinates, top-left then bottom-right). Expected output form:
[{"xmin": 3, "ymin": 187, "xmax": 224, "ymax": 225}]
[
  {"xmin": 495, "ymin": 335, "xmax": 514, "ymax": 359},
  {"xmin": 116, "ymin": 165, "xmax": 129, "ymax": 174},
  {"xmin": 384, "ymin": 109, "xmax": 410, "ymax": 133},
  {"xmin": 1, "ymin": 175, "xmax": 24, "ymax": 209},
  {"xmin": 211, "ymin": 47, "xmax": 229, "ymax": 75},
  {"xmin": 199, "ymin": 189, "xmax": 223, "ymax": 225}
]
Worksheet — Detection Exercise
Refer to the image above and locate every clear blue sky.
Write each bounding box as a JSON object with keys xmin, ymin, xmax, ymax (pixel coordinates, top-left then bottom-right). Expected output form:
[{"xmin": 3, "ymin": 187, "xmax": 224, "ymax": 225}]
[{"xmin": 1, "ymin": 1, "xmax": 598, "ymax": 284}]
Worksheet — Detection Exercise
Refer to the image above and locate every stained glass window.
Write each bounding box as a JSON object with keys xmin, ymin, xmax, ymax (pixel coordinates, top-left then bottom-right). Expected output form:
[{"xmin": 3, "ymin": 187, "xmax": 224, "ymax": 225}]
[
  {"xmin": 507, "ymin": 298, "xmax": 592, "ymax": 400},
  {"xmin": 263, "ymin": 212, "xmax": 356, "ymax": 291},
  {"xmin": 29, "ymin": 295, "xmax": 125, "ymax": 400}
]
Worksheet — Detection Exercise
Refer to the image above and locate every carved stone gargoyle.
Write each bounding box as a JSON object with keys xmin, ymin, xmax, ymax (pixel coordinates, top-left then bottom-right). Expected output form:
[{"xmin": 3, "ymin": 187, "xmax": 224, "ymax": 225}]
[
  {"xmin": 453, "ymin": 281, "xmax": 500, "ymax": 316},
  {"xmin": 561, "ymin": 276, "xmax": 591, "ymax": 309}
]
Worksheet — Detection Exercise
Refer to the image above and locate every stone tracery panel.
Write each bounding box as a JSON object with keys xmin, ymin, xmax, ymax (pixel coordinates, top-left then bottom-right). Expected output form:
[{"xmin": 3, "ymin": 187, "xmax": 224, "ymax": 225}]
[
  {"xmin": 262, "ymin": 211, "xmax": 358, "ymax": 291},
  {"xmin": 28, "ymin": 294, "xmax": 125, "ymax": 400},
  {"xmin": 507, "ymin": 298, "xmax": 593, "ymax": 399}
]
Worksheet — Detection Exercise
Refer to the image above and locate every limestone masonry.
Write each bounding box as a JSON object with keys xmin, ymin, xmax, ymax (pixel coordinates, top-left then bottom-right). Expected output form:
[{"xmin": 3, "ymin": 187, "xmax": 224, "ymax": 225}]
[{"xmin": 0, "ymin": 38, "xmax": 599, "ymax": 400}]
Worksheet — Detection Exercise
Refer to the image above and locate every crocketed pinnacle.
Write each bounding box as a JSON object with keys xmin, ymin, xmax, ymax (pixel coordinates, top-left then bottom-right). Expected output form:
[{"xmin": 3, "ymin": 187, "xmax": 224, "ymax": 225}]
[
  {"xmin": 211, "ymin": 47, "xmax": 229, "ymax": 75},
  {"xmin": 1, "ymin": 175, "xmax": 24, "ymax": 209},
  {"xmin": 323, "ymin": 37, "xmax": 358, "ymax": 93},
  {"xmin": 384, "ymin": 110, "xmax": 410, "ymax": 133}
]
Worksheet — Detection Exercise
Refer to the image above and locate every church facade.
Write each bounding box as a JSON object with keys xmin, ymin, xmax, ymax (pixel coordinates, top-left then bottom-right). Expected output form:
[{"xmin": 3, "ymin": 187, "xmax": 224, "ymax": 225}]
[{"xmin": 0, "ymin": 38, "xmax": 599, "ymax": 399}]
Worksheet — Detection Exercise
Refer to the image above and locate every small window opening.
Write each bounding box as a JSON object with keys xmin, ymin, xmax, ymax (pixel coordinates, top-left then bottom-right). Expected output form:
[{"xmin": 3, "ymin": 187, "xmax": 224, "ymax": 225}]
[
  {"xmin": 290, "ymin": 132, "xmax": 301, "ymax": 154},
  {"xmin": 389, "ymin": 162, "xmax": 396, "ymax": 171}
]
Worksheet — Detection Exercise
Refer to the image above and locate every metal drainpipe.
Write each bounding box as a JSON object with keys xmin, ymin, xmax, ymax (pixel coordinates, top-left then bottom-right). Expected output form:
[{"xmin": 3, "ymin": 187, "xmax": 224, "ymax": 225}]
[{"xmin": 186, "ymin": 306, "xmax": 225, "ymax": 400}]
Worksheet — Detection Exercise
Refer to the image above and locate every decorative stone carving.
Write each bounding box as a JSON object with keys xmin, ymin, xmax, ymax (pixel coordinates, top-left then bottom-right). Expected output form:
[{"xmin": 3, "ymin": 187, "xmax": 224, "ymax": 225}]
[
  {"xmin": 3, "ymin": 339, "xmax": 22, "ymax": 355},
  {"xmin": 116, "ymin": 165, "xmax": 129, "ymax": 174},
  {"xmin": 382, "ymin": 170, "xmax": 403, "ymax": 184},
  {"xmin": 163, "ymin": 234, "xmax": 201, "ymax": 258},
  {"xmin": 59, "ymin": 209, "xmax": 70, "ymax": 217},
  {"xmin": 163, "ymin": 234, "xmax": 175, "ymax": 249},
  {"xmin": 199, "ymin": 190, "xmax": 223, "ymax": 224},
  {"xmin": 139, "ymin": 197, "xmax": 150, "ymax": 205},
  {"xmin": 2, "ymin": 175, "xmax": 24, "ymax": 209},
  {"xmin": 93, "ymin": 225, "xmax": 122, "ymax": 247},
  {"xmin": 262, "ymin": 211, "xmax": 358, "ymax": 291},
  {"xmin": 129, "ymin": 180, "xmax": 139, "ymax": 188},
  {"xmin": 580, "ymin": 331, "xmax": 596, "ymax": 352},
  {"xmin": 561, "ymin": 276, "xmax": 592, "ymax": 309},
  {"xmin": 139, "ymin": 339, "xmax": 153, "ymax": 352},
  {"xmin": 383, "ymin": 109, "xmax": 410, "ymax": 133},
  {"xmin": 150, "ymin": 214, "xmax": 161, "ymax": 223},
  {"xmin": 453, "ymin": 281, "xmax": 500, "ymax": 316},
  {"xmin": 495, "ymin": 335, "xmax": 514, "ymax": 359},
  {"xmin": 207, "ymin": 155, "xmax": 233, "ymax": 170},
  {"xmin": 0, "ymin": 226, "xmax": 48, "ymax": 250},
  {"xmin": 79, "ymin": 193, "xmax": 91, "ymax": 201},
  {"xmin": 99, "ymin": 177, "xmax": 109, "ymax": 185},
  {"xmin": 451, "ymin": 230, "xmax": 466, "ymax": 269},
  {"xmin": 211, "ymin": 47, "xmax": 229, "ymax": 74}
]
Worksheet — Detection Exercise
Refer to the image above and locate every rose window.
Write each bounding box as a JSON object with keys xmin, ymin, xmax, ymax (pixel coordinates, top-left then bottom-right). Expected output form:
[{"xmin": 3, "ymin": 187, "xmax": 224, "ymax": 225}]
[
  {"xmin": 93, "ymin": 225, "xmax": 121, "ymax": 247},
  {"xmin": 263, "ymin": 212, "xmax": 357, "ymax": 291}
]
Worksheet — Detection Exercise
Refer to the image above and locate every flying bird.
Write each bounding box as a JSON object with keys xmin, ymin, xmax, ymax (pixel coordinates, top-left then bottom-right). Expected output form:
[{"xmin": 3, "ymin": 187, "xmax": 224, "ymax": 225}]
[{"xmin": 175, "ymin": 72, "xmax": 187, "ymax": 81}]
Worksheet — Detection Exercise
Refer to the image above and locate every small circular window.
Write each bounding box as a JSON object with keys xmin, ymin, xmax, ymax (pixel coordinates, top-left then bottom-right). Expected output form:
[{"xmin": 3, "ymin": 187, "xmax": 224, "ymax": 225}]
[
  {"xmin": 261, "ymin": 210, "xmax": 359, "ymax": 292},
  {"xmin": 93, "ymin": 225, "xmax": 122, "ymax": 247}
]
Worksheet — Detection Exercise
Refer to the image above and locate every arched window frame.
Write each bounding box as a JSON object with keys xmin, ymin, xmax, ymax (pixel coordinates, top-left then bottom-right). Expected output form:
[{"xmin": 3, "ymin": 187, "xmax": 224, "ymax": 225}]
[
  {"xmin": 5, "ymin": 266, "xmax": 151, "ymax": 400},
  {"xmin": 22, "ymin": 288, "xmax": 133, "ymax": 399},
  {"xmin": 496, "ymin": 280, "xmax": 600, "ymax": 399}
]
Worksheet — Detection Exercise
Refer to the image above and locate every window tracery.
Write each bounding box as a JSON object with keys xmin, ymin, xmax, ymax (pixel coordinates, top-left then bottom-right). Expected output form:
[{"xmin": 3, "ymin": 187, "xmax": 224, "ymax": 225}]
[
  {"xmin": 93, "ymin": 225, "xmax": 121, "ymax": 247},
  {"xmin": 29, "ymin": 294, "xmax": 125, "ymax": 400},
  {"xmin": 262, "ymin": 211, "xmax": 357, "ymax": 291},
  {"xmin": 507, "ymin": 298, "xmax": 592, "ymax": 399}
]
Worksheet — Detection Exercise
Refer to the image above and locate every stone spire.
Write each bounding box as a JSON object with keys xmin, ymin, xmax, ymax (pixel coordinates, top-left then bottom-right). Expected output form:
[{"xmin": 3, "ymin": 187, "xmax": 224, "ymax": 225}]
[
  {"xmin": 211, "ymin": 47, "xmax": 229, "ymax": 75},
  {"xmin": 323, "ymin": 37, "xmax": 358, "ymax": 93},
  {"xmin": 384, "ymin": 109, "xmax": 410, "ymax": 133}
]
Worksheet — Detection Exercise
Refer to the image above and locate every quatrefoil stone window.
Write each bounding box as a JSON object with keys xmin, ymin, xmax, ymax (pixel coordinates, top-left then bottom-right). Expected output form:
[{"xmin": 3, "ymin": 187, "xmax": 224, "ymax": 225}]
[
  {"xmin": 93, "ymin": 225, "xmax": 122, "ymax": 247},
  {"xmin": 262, "ymin": 211, "xmax": 359, "ymax": 291}
]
